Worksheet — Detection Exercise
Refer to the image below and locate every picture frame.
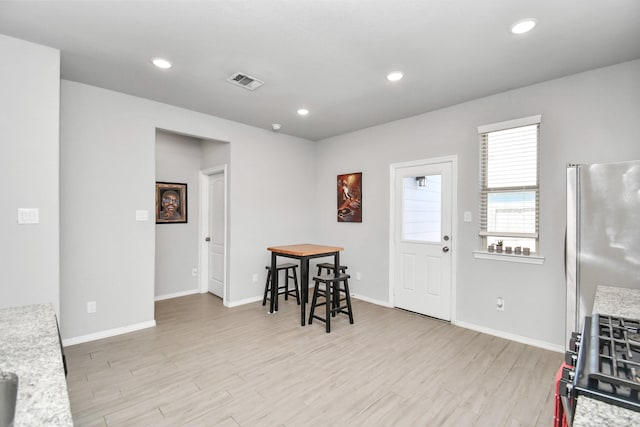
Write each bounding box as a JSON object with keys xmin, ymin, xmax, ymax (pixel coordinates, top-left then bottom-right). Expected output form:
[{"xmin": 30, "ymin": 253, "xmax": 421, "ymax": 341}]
[
  {"xmin": 156, "ymin": 182, "xmax": 187, "ymax": 224},
  {"xmin": 337, "ymin": 172, "xmax": 362, "ymax": 223}
]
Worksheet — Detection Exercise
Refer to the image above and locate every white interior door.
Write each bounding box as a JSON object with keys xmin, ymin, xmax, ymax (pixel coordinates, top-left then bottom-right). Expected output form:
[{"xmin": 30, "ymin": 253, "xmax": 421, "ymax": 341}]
[
  {"xmin": 393, "ymin": 161, "xmax": 452, "ymax": 320},
  {"xmin": 208, "ymin": 172, "xmax": 225, "ymax": 297}
]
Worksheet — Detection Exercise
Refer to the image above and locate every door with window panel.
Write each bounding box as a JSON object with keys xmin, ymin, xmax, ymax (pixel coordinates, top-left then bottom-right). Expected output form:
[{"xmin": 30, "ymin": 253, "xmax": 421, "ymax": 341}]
[{"xmin": 393, "ymin": 162, "xmax": 452, "ymax": 321}]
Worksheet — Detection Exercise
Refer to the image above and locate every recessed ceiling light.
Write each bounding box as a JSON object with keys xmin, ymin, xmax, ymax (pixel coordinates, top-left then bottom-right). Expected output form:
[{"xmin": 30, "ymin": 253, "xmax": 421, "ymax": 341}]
[
  {"xmin": 387, "ymin": 71, "xmax": 404, "ymax": 82},
  {"xmin": 151, "ymin": 57, "xmax": 172, "ymax": 69},
  {"xmin": 297, "ymin": 108, "xmax": 309, "ymax": 116},
  {"xmin": 510, "ymin": 19, "xmax": 537, "ymax": 34}
]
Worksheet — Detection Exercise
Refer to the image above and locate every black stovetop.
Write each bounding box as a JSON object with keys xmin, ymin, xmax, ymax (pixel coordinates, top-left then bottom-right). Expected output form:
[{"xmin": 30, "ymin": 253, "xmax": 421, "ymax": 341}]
[{"xmin": 574, "ymin": 314, "xmax": 640, "ymax": 411}]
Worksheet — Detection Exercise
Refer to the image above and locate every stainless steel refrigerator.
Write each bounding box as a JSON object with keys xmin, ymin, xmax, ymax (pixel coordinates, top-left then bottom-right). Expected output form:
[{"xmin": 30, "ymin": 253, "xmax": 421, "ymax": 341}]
[{"xmin": 565, "ymin": 160, "xmax": 640, "ymax": 348}]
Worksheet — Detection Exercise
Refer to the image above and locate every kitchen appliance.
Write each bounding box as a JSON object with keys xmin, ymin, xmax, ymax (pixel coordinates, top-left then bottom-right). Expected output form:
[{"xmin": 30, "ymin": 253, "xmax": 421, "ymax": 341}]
[
  {"xmin": 565, "ymin": 161, "xmax": 640, "ymax": 349},
  {"xmin": 560, "ymin": 314, "xmax": 640, "ymax": 423}
]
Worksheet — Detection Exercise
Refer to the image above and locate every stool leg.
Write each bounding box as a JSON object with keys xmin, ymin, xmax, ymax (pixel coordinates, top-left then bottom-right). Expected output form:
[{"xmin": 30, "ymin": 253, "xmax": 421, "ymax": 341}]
[
  {"xmin": 292, "ymin": 267, "xmax": 300, "ymax": 305},
  {"xmin": 262, "ymin": 269, "xmax": 271, "ymax": 306},
  {"xmin": 284, "ymin": 267, "xmax": 289, "ymax": 301},
  {"xmin": 308, "ymin": 279, "xmax": 320, "ymax": 325},
  {"xmin": 274, "ymin": 270, "xmax": 279, "ymax": 312},
  {"xmin": 325, "ymin": 281, "xmax": 331, "ymax": 333},
  {"xmin": 343, "ymin": 278, "xmax": 354, "ymax": 324},
  {"xmin": 332, "ymin": 274, "xmax": 340, "ymax": 317}
]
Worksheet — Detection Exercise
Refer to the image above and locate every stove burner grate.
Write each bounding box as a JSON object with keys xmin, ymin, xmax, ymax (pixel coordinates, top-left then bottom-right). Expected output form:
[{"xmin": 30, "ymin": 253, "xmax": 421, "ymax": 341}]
[{"xmin": 592, "ymin": 315, "xmax": 640, "ymax": 399}]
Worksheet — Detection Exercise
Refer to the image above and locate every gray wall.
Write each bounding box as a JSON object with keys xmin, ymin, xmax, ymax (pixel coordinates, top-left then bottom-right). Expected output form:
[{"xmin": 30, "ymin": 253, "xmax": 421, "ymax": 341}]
[
  {"xmin": 60, "ymin": 79, "xmax": 315, "ymax": 340},
  {"xmin": 7, "ymin": 32, "xmax": 639, "ymax": 349},
  {"xmin": 0, "ymin": 35, "xmax": 60, "ymax": 313},
  {"xmin": 155, "ymin": 131, "xmax": 202, "ymax": 298},
  {"xmin": 201, "ymin": 139, "xmax": 230, "ymax": 169},
  {"xmin": 313, "ymin": 59, "xmax": 640, "ymax": 348}
]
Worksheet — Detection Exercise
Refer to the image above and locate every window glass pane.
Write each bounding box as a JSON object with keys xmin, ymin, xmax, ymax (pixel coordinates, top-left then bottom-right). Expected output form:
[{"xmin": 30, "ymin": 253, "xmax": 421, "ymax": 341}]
[
  {"xmin": 487, "ymin": 125, "xmax": 537, "ymax": 188},
  {"xmin": 487, "ymin": 191, "xmax": 536, "ymax": 233},
  {"xmin": 402, "ymin": 175, "xmax": 441, "ymax": 242}
]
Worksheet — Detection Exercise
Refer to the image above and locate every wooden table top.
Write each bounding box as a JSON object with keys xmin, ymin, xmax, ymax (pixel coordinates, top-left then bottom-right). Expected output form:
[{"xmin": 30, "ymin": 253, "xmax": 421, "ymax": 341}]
[{"xmin": 267, "ymin": 244, "xmax": 344, "ymax": 256}]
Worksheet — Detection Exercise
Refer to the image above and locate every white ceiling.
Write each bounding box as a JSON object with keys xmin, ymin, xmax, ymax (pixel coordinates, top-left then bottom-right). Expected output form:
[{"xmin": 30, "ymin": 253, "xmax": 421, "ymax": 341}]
[{"xmin": 1, "ymin": 1, "xmax": 639, "ymax": 141}]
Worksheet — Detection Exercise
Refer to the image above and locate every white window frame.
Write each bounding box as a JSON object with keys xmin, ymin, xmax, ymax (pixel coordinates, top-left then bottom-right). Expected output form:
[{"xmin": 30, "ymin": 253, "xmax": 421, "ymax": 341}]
[{"xmin": 474, "ymin": 115, "xmax": 544, "ymax": 264}]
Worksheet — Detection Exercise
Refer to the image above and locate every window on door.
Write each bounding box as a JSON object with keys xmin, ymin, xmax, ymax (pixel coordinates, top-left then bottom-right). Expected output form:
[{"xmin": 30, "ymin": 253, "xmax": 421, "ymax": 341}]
[
  {"xmin": 478, "ymin": 115, "xmax": 541, "ymax": 253},
  {"xmin": 401, "ymin": 175, "xmax": 442, "ymax": 242}
]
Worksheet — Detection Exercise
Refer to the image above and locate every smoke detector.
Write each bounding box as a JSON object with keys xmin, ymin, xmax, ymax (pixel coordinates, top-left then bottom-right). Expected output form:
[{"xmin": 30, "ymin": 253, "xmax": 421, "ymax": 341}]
[{"xmin": 226, "ymin": 72, "xmax": 264, "ymax": 91}]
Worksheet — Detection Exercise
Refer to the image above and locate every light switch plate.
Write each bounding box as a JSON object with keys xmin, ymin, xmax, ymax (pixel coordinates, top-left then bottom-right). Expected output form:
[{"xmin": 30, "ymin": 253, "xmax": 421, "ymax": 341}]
[
  {"xmin": 17, "ymin": 208, "xmax": 39, "ymax": 224},
  {"xmin": 135, "ymin": 210, "xmax": 149, "ymax": 221}
]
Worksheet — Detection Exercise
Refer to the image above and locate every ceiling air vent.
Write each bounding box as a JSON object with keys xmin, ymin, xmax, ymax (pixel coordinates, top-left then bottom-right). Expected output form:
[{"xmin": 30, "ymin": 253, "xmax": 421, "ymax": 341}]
[{"xmin": 226, "ymin": 72, "xmax": 264, "ymax": 91}]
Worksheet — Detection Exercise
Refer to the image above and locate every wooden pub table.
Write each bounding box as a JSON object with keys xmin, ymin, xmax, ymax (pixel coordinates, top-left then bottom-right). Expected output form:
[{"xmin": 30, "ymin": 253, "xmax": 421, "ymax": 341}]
[{"xmin": 267, "ymin": 244, "xmax": 344, "ymax": 326}]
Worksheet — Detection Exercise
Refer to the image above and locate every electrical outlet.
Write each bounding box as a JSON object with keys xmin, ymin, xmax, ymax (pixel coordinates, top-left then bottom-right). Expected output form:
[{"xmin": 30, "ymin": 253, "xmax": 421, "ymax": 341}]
[
  {"xmin": 191, "ymin": 267, "xmax": 198, "ymax": 277},
  {"xmin": 496, "ymin": 297, "xmax": 505, "ymax": 311},
  {"xmin": 356, "ymin": 272, "xmax": 362, "ymax": 281},
  {"xmin": 252, "ymin": 273, "xmax": 259, "ymax": 283},
  {"xmin": 87, "ymin": 301, "xmax": 96, "ymax": 314}
]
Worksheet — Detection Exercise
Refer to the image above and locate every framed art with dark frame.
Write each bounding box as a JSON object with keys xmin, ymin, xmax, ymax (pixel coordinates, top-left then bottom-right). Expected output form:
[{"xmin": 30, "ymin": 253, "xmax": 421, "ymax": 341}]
[
  {"xmin": 337, "ymin": 172, "xmax": 362, "ymax": 222},
  {"xmin": 156, "ymin": 182, "xmax": 187, "ymax": 224}
]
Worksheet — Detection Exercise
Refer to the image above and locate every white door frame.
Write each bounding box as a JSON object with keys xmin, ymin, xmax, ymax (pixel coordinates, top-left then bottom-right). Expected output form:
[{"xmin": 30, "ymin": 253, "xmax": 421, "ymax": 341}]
[
  {"xmin": 388, "ymin": 155, "xmax": 458, "ymax": 323},
  {"xmin": 199, "ymin": 164, "xmax": 228, "ymax": 303}
]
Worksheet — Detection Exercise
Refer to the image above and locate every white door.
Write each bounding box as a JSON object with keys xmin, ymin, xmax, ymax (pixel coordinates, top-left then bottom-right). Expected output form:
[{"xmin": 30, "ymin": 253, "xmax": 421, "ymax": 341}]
[
  {"xmin": 208, "ymin": 172, "xmax": 225, "ymax": 297},
  {"xmin": 393, "ymin": 161, "xmax": 452, "ymax": 320}
]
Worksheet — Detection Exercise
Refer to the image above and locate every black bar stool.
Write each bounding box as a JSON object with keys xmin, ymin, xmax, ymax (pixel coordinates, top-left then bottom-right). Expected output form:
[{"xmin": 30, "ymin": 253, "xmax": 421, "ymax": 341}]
[
  {"xmin": 316, "ymin": 262, "xmax": 348, "ymax": 276},
  {"xmin": 308, "ymin": 273, "xmax": 354, "ymax": 333},
  {"xmin": 262, "ymin": 263, "xmax": 300, "ymax": 307}
]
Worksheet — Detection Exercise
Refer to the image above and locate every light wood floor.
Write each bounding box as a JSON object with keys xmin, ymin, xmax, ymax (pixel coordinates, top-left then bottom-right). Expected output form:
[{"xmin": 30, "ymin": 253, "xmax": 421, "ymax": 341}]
[{"xmin": 65, "ymin": 293, "xmax": 563, "ymax": 426}]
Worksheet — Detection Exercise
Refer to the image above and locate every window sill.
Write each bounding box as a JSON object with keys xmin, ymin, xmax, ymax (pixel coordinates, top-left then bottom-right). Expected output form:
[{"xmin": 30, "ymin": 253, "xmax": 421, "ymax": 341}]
[{"xmin": 472, "ymin": 251, "xmax": 545, "ymax": 265}]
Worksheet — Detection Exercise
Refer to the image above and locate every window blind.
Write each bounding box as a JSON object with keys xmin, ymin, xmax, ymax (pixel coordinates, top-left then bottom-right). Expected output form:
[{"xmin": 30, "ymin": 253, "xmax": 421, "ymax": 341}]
[{"xmin": 479, "ymin": 121, "xmax": 540, "ymax": 250}]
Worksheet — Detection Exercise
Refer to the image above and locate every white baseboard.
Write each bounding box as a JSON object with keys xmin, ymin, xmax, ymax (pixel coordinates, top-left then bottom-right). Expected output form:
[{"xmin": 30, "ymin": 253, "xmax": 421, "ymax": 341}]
[
  {"xmin": 62, "ymin": 320, "xmax": 156, "ymax": 347},
  {"xmin": 225, "ymin": 295, "xmax": 263, "ymax": 307},
  {"xmin": 154, "ymin": 289, "xmax": 200, "ymax": 301},
  {"xmin": 351, "ymin": 293, "xmax": 393, "ymax": 308},
  {"xmin": 453, "ymin": 320, "xmax": 564, "ymax": 353},
  {"xmin": 347, "ymin": 295, "xmax": 562, "ymax": 353}
]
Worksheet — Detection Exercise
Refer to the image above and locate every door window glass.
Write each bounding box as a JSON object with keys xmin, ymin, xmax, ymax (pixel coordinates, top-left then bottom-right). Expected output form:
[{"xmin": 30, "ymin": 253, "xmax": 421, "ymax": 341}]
[{"xmin": 402, "ymin": 175, "xmax": 441, "ymax": 242}]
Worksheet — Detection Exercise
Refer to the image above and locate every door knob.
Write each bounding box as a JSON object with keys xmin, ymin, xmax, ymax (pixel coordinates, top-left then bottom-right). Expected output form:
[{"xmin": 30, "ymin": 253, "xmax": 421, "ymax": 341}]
[
  {"xmin": 205, "ymin": 237, "xmax": 211, "ymax": 242},
  {"xmin": 442, "ymin": 246, "xmax": 450, "ymax": 252}
]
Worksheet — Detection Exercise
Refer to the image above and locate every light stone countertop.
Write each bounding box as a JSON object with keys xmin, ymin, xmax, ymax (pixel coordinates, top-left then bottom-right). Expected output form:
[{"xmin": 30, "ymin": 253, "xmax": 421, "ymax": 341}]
[
  {"xmin": 0, "ymin": 304, "xmax": 73, "ymax": 426},
  {"xmin": 572, "ymin": 285, "xmax": 640, "ymax": 427},
  {"xmin": 592, "ymin": 285, "xmax": 640, "ymax": 319},
  {"xmin": 574, "ymin": 396, "xmax": 640, "ymax": 427}
]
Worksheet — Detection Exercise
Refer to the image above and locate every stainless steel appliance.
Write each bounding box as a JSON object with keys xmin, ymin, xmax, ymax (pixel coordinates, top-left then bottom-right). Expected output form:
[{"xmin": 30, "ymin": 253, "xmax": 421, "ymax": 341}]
[{"xmin": 565, "ymin": 161, "xmax": 640, "ymax": 349}]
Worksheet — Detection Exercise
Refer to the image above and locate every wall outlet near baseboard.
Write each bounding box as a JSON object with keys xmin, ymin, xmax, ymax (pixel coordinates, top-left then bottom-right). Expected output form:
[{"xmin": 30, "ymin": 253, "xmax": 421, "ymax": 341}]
[
  {"xmin": 496, "ymin": 297, "xmax": 505, "ymax": 311},
  {"xmin": 87, "ymin": 301, "xmax": 96, "ymax": 314},
  {"xmin": 356, "ymin": 272, "xmax": 362, "ymax": 280},
  {"xmin": 191, "ymin": 267, "xmax": 198, "ymax": 277},
  {"xmin": 252, "ymin": 273, "xmax": 259, "ymax": 283}
]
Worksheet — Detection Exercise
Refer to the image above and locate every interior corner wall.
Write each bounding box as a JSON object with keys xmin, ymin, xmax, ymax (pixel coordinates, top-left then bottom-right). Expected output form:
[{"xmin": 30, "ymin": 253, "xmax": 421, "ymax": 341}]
[
  {"xmin": 155, "ymin": 131, "xmax": 202, "ymax": 298},
  {"xmin": 60, "ymin": 79, "xmax": 315, "ymax": 341},
  {"xmin": 201, "ymin": 139, "xmax": 230, "ymax": 169},
  {"xmin": 0, "ymin": 35, "xmax": 60, "ymax": 313},
  {"xmin": 313, "ymin": 59, "xmax": 640, "ymax": 348}
]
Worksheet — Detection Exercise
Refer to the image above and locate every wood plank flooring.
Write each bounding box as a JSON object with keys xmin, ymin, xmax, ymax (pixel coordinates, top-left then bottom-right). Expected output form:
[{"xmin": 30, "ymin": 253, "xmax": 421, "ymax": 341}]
[{"xmin": 65, "ymin": 293, "xmax": 563, "ymax": 426}]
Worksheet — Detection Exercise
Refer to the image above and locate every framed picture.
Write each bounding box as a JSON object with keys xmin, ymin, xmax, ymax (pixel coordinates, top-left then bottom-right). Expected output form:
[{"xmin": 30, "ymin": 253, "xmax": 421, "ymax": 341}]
[
  {"xmin": 156, "ymin": 182, "xmax": 187, "ymax": 224},
  {"xmin": 337, "ymin": 172, "xmax": 362, "ymax": 222}
]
